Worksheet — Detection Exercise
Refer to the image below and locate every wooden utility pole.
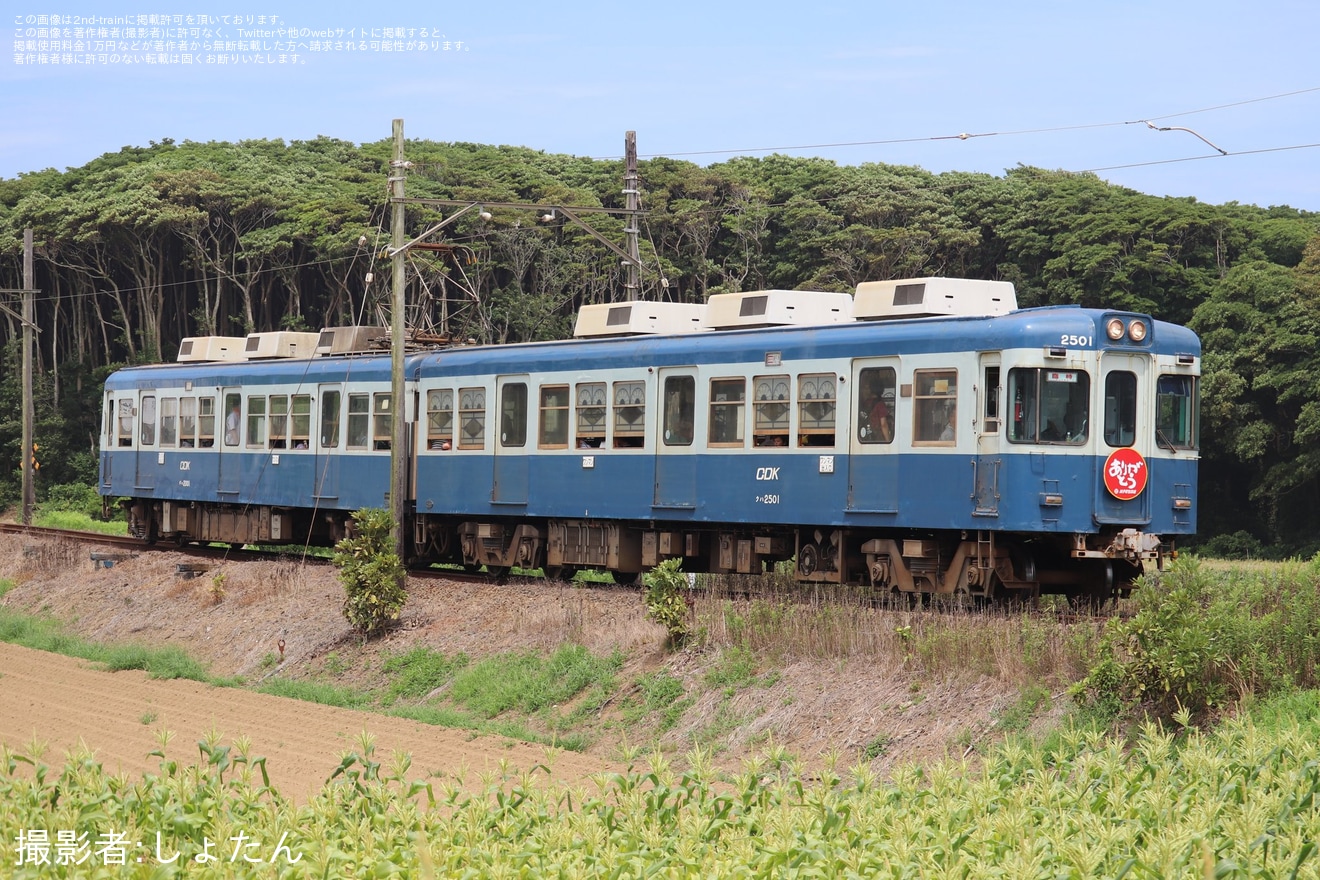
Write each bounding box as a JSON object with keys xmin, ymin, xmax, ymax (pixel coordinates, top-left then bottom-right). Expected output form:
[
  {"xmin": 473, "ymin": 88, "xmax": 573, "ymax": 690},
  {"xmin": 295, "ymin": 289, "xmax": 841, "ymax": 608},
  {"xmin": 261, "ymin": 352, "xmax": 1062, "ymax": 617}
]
[
  {"xmin": 21, "ymin": 229, "xmax": 35, "ymax": 525},
  {"xmin": 389, "ymin": 119, "xmax": 408, "ymax": 563},
  {"xmin": 623, "ymin": 131, "xmax": 641, "ymax": 301}
]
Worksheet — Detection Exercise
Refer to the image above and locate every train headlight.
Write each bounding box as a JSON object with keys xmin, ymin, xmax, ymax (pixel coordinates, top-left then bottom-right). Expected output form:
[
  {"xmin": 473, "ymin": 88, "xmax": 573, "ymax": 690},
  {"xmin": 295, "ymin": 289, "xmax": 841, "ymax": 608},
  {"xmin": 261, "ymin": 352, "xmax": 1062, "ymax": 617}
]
[
  {"xmin": 1106, "ymin": 318, "xmax": 1125, "ymax": 340},
  {"xmin": 1128, "ymin": 320, "xmax": 1148, "ymax": 342}
]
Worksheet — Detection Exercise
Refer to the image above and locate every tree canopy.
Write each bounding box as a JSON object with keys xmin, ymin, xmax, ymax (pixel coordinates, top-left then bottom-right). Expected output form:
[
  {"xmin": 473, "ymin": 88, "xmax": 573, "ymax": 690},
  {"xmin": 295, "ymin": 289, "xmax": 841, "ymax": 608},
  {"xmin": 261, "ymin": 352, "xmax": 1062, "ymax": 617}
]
[{"xmin": 0, "ymin": 138, "xmax": 1316, "ymax": 552}]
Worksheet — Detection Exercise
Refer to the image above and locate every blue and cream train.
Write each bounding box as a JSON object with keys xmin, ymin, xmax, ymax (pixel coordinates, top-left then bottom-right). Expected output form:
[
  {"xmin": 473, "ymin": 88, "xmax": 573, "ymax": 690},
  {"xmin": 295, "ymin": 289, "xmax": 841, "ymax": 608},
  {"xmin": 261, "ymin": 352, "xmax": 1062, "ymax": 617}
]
[{"xmin": 99, "ymin": 278, "xmax": 1200, "ymax": 601}]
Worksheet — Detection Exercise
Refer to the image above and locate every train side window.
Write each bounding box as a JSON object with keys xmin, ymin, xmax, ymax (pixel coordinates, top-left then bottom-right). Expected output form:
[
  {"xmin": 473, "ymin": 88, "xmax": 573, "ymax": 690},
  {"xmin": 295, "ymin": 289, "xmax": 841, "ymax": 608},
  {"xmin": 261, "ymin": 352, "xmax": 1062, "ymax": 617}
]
[
  {"xmin": 708, "ymin": 378, "xmax": 746, "ymax": 447},
  {"xmin": 426, "ymin": 389, "xmax": 453, "ymax": 449},
  {"xmin": 198, "ymin": 397, "xmax": 215, "ymax": 447},
  {"xmin": 139, "ymin": 395, "xmax": 157, "ymax": 446},
  {"xmin": 1103, "ymin": 371, "xmax": 1137, "ymax": 447},
  {"xmin": 290, "ymin": 395, "xmax": 311, "ymax": 449},
  {"xmin": 1156, "ymin": 375, "xmax": 1197, "ymax": 449},
  {"xmin": 797, "ymin": 373, "xmax": 836, "ymax": 447},
  {"xmin": 223, "ymin": 393, "xmax": 241, "ymax": 446},
  {"xmin": 347, "ymin": 393, "xmax": 369, "ymax": 449},
  {"xmin": 539, "ymin": 385, "xmax": 569, "ymax": 448},
  {"xmin": 1009, "ymin": 368, "xmax": 1090, "ymax": 445},
  {"xmin": 613, "ymin": 381, "xmax": 645, "ymax": 448},
  {"xmin": 663, "ymin": 376, "xmax": 695, "ymax": 446},
  {"xmin": 159, "ymin": 397, "xmax": 178, "ymax": 447},
  {"xmin": 269, "ymin": 395, "xmax": 288, "ymax": 449},
  {"xmin": 576, "ymin": 382, "xmax": 606, "ymax": 447},
  {"xmin": 857, "ymin": 367, "xmax": 896, "ymax": 445},
  {"xmin": 500, "ymin": 383, "xmax": 527, "ymax": 448},
  {"xmin": 246, "ymin": 396, "xmax": 266, "ymax": 448},
  {"xmin": 373, "ymin": 393, "xmax": 392, "ymax": 450},
  {"xmin": 983, "ymin": 366, "xmax": 1001, "ymax": 433},
  {"xmin": 913, "ymin": 369, "xmax": 957, "ymax": 445},
  {"xmin": 753, "ymin": 375, "xmax": 790, "ymax": 447},
  {"xmin": 459, "ymin": 388, "xmax": 486, "ymax": 449},
  {"xmin": 180, "ymin": 397, "xmax": 197, "ymax": 447}
]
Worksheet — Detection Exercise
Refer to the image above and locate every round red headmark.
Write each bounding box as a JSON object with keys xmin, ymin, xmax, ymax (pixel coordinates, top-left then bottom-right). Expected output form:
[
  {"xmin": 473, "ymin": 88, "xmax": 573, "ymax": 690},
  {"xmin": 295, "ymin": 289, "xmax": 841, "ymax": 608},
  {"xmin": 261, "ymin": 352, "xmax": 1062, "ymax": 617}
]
[{"xmin": 1103, "ymin": 448, "xmax": 1148, "ymax": 500}]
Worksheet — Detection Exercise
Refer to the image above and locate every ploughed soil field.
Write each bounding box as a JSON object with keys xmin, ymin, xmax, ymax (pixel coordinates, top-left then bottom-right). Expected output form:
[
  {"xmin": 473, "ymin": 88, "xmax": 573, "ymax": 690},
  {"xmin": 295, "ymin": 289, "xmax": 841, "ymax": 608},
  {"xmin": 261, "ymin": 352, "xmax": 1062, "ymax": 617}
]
[
  {"xmin": 0, "ymin": 532, "xmax": 1034, "ymax": 796},
  {"xmin": 0, "ymin": 641, "xmax": 609, "ymax": 799}
]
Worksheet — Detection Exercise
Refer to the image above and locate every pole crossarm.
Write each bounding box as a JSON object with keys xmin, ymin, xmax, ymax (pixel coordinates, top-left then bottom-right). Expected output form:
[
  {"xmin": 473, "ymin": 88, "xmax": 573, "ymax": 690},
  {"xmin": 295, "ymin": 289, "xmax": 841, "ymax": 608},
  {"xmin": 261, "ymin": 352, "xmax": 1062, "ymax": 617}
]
[
  {"xmin": 555, "ymin": 204, "xmax": 643, "ymax": 269},
  {"xmin": 382, "ymin": 199, "xmax": 644, "ymax": 270},
  {"xmin": 386, "ymin": 202, "xmax": 482, "ymax": 257},
  {"xmin": 0, "ymin": 296, "xmax": 42, "ymax": 331},
  {"xmin": 397, "ymin": 198, "xmax": 637, "ymax": 216},
  {"xmin": 389, "ymin": 198, "xmax": 644, "ymax": 270}
]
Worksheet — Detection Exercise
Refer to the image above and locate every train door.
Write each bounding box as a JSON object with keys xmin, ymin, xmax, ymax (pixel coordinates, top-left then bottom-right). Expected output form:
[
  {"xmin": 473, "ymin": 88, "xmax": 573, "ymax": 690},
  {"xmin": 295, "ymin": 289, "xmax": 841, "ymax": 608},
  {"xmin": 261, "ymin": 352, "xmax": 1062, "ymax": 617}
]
[
  {"xmin": 653, "ymin": 368, "xmax": 697, "ymax": 509},
  {"xmin": 847, "ymin": 358, "xmax": 899, "ymax": 512},
  {"xmin": 492, "ymin": 375, "xmax": 529, "ymax": 505},
  {"xmin": 217, "ymin": 388, "xmax": 242, "ymax": 495},
  {"xmin": 1095, "ymin": 352, "xmax": 1152, "ymax": 525},
  {"xmin": 134, "ymin": 392, "xmax": 157, "ymax": 490},
  {"xmin": 314, "ymin": 385, "xmax": 341, "ymax": 502},
  {"xmin": 973, "ymin": 353, "xmax": 1002, "ymax": 516},
  {"xmin": 100, "ymin": 391, "xmax": 116, "ymax": 490}
]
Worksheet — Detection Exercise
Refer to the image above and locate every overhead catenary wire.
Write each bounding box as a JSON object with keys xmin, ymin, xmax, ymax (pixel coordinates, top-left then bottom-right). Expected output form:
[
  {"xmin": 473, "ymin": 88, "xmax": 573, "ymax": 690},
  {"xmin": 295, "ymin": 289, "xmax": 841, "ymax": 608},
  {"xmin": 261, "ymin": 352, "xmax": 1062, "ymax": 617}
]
[{"xmin": 589, "ymin": 85, "xmax": 1320, "ymax": 161}]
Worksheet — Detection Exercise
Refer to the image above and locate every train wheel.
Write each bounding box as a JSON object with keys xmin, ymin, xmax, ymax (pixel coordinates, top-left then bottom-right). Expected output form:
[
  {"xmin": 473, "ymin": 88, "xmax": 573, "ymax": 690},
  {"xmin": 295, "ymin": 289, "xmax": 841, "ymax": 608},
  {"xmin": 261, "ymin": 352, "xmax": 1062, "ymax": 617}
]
[
  {"xmin": 1070, "ymin": 561, "xmax": 1115, "ymax": 612},
  {"xmin": 545, "ymin": 566, "xmax": 579, "ymax": 583},
  {"xmin": 610, "ymin": 569, "xmax": 640, "ymax": 586},
  {"xmin": 487, "ymin": 566, "xmax": 511, "ymax": 583}
]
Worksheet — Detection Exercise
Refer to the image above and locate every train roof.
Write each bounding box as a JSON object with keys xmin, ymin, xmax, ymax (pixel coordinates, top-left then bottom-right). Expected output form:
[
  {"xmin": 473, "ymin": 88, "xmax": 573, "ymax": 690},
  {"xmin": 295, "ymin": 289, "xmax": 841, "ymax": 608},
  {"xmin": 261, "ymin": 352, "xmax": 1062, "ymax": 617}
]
[
  {"xmin": 414, "ymin": 306, "xmax": 1200, "ymax": 377},
  {"xmin": 104, "ymin": 351, "xmax": 399, "ymax": 390},
  {"xmin": 105, "ymin": 305, "xmax": 1200, "ymax": 390}
]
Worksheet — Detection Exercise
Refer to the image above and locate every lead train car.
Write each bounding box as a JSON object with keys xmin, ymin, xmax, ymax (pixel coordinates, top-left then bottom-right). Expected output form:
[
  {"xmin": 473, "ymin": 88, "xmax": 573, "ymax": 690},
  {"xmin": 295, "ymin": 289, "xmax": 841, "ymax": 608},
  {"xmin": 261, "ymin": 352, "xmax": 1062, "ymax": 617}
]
[{"xmin": 100, "ymin": 302, "xmax": 1199, "ymax": 602}]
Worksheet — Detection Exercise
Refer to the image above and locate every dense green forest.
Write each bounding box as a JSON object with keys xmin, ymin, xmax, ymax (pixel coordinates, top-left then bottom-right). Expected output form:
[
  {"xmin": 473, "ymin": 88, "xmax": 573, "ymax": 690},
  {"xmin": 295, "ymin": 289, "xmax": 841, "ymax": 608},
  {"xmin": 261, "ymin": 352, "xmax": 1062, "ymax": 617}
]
[{"xmin": 0, "ymin": 137, "xmax": 1317, "ymax": 553}]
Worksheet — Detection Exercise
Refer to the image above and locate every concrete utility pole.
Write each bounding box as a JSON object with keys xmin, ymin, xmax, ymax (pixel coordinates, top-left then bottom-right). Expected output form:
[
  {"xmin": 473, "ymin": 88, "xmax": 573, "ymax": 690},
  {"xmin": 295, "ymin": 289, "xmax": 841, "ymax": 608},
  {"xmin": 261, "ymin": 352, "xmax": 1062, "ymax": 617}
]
[
  {"xmin": 21, "ymin": 229, "xmax": 35, "ymax": 525},
  {"xmin": 623, "ymin": 131, "xmax": 641, "ymax": 301},
  {"xmin": 388, "ymin": 120, "xmax": 409, "ymax": 562}
]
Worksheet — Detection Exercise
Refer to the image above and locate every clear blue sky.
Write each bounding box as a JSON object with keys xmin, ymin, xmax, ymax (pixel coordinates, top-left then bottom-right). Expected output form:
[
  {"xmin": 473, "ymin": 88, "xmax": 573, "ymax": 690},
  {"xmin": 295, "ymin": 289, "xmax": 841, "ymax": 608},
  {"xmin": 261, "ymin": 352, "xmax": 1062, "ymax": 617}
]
[{"xmin": 4, "ymin": 0, "xmax": 1319, "ymax": 210}]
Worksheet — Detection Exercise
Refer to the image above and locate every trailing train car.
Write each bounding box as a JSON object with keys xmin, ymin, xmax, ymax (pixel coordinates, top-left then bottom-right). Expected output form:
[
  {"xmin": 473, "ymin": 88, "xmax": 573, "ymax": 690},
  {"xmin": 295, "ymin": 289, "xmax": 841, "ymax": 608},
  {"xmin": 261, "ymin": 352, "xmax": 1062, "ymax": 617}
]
[
  {"xmin": 99, "ymin": 279, "xmax": 1200, "ymax": 602},
  {"xmin": 100, "ymin": 347, "xmax": 403, "ymax": 546}
]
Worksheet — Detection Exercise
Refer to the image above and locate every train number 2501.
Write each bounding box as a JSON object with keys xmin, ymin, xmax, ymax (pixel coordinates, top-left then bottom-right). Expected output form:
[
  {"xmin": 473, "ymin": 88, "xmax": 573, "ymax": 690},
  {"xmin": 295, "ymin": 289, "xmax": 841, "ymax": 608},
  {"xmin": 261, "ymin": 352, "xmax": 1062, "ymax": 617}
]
[{"xmin": 1060, "ymin": 334, "xmax": 1093, "ymax": 347}]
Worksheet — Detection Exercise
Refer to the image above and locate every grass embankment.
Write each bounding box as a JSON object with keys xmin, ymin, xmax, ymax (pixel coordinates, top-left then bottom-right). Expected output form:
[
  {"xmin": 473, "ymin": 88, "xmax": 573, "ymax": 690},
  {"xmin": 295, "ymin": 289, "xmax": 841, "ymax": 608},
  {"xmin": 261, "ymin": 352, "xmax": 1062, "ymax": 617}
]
[
  {"xmin": 0, "ymin": 580, "xmax": 208, "ymax": 681},
  {"xmin": 258, "ymin": 644, "xmax": 623, "ymax": 751}
]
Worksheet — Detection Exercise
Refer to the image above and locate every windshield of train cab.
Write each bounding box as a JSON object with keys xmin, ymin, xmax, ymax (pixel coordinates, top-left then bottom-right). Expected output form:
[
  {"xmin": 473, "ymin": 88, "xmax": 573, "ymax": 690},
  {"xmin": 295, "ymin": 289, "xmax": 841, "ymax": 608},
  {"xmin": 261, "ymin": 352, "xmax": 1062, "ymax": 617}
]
[{"xmin": 1007, "ymin": 368, "xmax": 1089, "ymax": 445}]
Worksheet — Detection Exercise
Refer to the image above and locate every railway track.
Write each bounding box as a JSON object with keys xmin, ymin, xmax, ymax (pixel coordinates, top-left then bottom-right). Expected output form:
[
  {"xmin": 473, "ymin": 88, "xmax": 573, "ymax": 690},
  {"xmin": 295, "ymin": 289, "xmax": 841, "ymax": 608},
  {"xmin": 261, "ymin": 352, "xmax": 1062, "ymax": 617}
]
[
  {"xmin": 0, "ymin": 523, "xmax": 1133, "ymax": 615},
  {"xmin": 0, "ymin": 522, "xmax": 503, "ymax": 584}
]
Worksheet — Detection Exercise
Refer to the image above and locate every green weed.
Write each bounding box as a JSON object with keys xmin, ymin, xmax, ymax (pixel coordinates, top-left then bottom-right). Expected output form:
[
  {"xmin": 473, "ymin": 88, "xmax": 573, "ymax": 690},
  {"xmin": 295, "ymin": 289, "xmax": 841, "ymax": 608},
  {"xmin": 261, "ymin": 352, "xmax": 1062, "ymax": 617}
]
[
  {"xmin": 381, "ymin": 646, "xmax": 469, "ymax": 704},
  {"xmin": 448, "ymin": 645, "xmax": 622, "ymax": 718},
  {"xmin": 256, "ymin": 678, "xmax": 370, "ymax": 709}
]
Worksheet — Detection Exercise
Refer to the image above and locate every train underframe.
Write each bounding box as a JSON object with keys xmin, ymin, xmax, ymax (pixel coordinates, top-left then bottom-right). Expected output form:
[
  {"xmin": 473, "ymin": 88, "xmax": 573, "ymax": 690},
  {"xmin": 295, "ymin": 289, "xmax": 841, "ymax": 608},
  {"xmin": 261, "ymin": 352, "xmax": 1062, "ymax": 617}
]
[{"xmin": 120, "ymin": 496, "xmax": 1165, "ymax": 603}]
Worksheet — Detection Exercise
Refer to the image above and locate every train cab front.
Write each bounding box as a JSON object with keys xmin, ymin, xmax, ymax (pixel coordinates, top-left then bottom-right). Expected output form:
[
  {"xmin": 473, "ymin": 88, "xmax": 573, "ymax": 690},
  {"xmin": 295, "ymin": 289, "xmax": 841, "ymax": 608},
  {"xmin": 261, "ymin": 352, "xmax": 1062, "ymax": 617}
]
[{"xmin": 1073, "ymin": 311, "xmax": 1200, "ymax": 580}]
